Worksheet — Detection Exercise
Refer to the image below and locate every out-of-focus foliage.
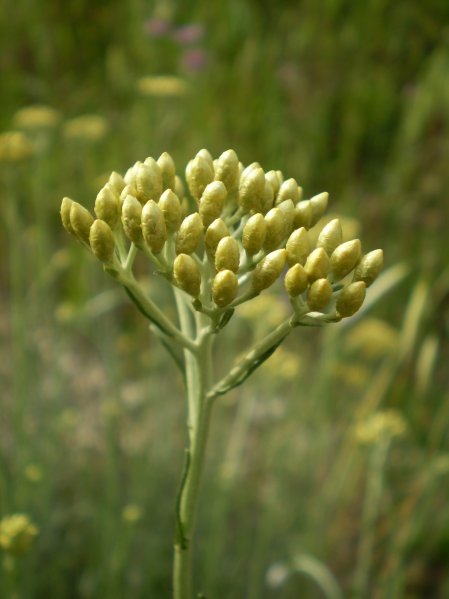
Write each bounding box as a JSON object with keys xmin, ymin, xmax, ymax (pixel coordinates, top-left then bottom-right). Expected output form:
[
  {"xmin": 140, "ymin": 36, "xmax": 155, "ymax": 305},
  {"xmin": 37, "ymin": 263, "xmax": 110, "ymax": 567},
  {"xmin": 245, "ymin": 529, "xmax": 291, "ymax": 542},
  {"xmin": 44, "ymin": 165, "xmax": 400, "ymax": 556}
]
[{"xmin": 1, "ymin": 1, "xmax": 449, "ymax": 597}]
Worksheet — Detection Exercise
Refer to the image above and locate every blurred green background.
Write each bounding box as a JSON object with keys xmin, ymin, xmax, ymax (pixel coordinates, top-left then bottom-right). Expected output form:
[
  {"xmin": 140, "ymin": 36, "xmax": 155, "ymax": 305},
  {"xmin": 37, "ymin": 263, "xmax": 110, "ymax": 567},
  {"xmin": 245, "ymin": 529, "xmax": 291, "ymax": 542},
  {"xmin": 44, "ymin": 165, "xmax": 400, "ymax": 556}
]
[{"xmin": 1, "ymin": 0, "xmax": 449, "ymax": 597}]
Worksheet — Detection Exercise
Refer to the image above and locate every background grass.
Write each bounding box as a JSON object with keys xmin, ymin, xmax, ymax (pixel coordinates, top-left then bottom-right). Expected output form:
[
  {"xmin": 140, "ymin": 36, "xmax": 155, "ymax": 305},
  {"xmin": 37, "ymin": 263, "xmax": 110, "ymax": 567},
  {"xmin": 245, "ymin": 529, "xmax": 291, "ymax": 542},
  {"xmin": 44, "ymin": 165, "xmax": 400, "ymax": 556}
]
[{"xmin": 1, "ymin": 0, "xmax": 449, "ymax": 597}]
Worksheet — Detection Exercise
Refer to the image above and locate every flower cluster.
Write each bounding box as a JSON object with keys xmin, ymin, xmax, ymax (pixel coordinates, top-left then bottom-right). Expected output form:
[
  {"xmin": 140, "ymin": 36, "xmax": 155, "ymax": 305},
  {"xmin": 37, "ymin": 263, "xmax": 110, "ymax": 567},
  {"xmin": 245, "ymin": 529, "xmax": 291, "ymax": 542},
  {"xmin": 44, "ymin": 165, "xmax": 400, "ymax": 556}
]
[
  {"xmin": 0, "ymin": 514, "xmax": 38, "ymax": 556},
  {"xmin": 61, "ymin": 149, "xmax": 383, "ymax": 324}
]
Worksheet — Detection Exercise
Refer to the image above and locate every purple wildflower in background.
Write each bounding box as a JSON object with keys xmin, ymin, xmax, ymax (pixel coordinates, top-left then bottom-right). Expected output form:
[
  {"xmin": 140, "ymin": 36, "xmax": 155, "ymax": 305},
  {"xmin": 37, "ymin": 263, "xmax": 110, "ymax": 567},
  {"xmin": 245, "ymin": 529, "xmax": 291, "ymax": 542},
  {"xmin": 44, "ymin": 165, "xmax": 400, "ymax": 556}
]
[
  {"xmin": 173, "ymin": 24, "xmax": 204, "ymax": 45},
  {"xmin": 181, "ymin": 48, "xmax": 209, "ymax": 72},
  {"xmin": 144, "ymin": 17, "xmax": 171, "ymax": 37}
]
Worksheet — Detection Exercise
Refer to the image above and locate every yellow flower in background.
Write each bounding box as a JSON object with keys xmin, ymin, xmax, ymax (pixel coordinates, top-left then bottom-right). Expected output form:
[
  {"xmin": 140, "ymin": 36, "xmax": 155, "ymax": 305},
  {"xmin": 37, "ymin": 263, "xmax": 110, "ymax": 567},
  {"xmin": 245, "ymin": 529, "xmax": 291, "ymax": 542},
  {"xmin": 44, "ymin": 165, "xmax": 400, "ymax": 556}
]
[
  {"xmin": 25, "ymin": 464, "xmax": 43, "ymax": 483},
  {"xmin": 0, "ymin": 514, "xmax": 38, "ymax": 556},
  {"xmin": 13, "ymin": 105, "xmax": 61, "ymax": 130},
  {"xmin": 137, "ymin": 75, "xmax": 189, "ymax": 97},
  {"xmin": 263, "ymin": 346, "xmax": 301, "ymax": 382},
  {"xmin": 63, "ymin": 115, "xmax": 108, "ymax": 142},
  {"xmin": 344, "ymin": 318, "xmax": 398, "ymax": 360},
  {"xmin": 238, "ymin": 294, "xmax": 289, "ymax": 331},
  {"xmin": 355, "ymin": 410, "xmax": 407, "ymax": 445},
  {"xmin": 0, "ymin": 131, "xmax": 34, "ymax": 162},
  {"xmin": 122, "ymin": 504, "xmax": 143, "ymax": 524}
]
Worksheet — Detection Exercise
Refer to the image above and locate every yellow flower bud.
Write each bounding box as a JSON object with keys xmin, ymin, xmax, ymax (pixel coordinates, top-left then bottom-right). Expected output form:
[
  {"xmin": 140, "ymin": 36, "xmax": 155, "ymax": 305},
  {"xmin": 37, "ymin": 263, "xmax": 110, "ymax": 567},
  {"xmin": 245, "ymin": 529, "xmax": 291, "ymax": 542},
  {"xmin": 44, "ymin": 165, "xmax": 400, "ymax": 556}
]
[
  {"xmin": 124, "ymin": 162, "xmax": 138, "ymax": 185},
  {"xmin": 121, "ymin": 194, "xmax": 143, "ymax": 245},
  {"xmin": 284, "ymin": 263, "xmax": 308, "ymax": 297},
  {"xmin": 275, "ymin": 178, "xmax": 301, "ymax": 205},
  {"xmin": 242, "ymin": 213, "xmax": 267, "ymax": 255},
  {"xmin": 286, "ymin": 227, "xmax": 311, "ymax": 266},
  {"xmin": 186, "ymin": 155, "xmax": 214, "ymax": 200},
  {"xmin": 205, "ymin": 218, "xmax": 229, "ymax": 259},
  {"xmin": 293, "ymin": 200, "xmax": 313, "ymax": 229},
  {"xmin": 330, "ymin": 239, "xmax": 362, "ymax": 281},
  {"xmin": 89, "ymin": 219, "xmax": 115, "ymax": 263},
  {"xmin": 215, "ymin": 236, "xmax": 240, "ymax": 273},
  {"xmin": 336, "ymin": 281, "xmax": 366, "ymax": 316},
  {"xmin": 304, "ymin": 247, "xmax": 330, "ymax": 281},
  {"xmin": 261, "ymin": 178, "xmax": 275, "ymax": 213},
  {"xmin": 60, "ymin": 197, "xmax": 75, "ymax": 235},
  {"xmin": 94, "ymin": 183, "xmax": 121, "ymax": 228},
  {"xmin": 264, "ymin": 207, "xmax": 285, "ymax": 251},
  {"xmin": 120, "ymin": 183, "xmax": 138, "ymax": 204},
  {"xmin": 176, "ymin": 212, "xmax": 203, "ymax": 254},
  {"xmin": 212, "ymin": 269, "xmax": 238, "ymax": 307},
  {"xmin": 309, "ymin": 192, "xmax": 329, "ymax": 226},
  {"xmin": 252, "ymin": 249, "xmax": 287, "ymax": 292},
  {"xmin": 353, "ymin": 249, "xmax": 384, "ymax": 287},
  {"xmin": 214, "ymin": 149, "xmax": 239, "ymax": 192},
  {"xmin": 158, "ymin": 189, "xmax": 182, "ymax": 233},
  {"xmin": 316, "ymin": 218, "xmax": 343, "ymax": 255},
  {"xmin": 277, "ymin": 199, "xmax": 295, "ymax": 237},
  {"xmin": 307, "ymin": 278, "xmax": 333, "ymax": 311},
  {"xmin": 173, "ymin": 253, "xmax": 202, "ymax": 297},
  {"xmin": 141, "ymin": 200, "xmax": 167, "ymax": 253},
  {"xmin": 199, "ymin": 181, "xmax": 227, "ymax": 227},
  {"xmin": 135, "ymin": 160, "xmax": 163, "ymax": 203},
  {"xmin": 238, "ymin": 167, "xmax": 265, "ymax": 212},
  {"xmin": 69, "ymin": 202, "xmax": 94, "ymax": 244},
  {"xmin": 157, "ymin": 152, "xmax": 176, "ymax": 191},
  {"xmin": 108, "ymin": 171, "xmax": 126, "ymax": 195},
  {"xmin": 265, "ymin": 170, "xmax": 281, "ymax": 196},
  {"xmin": 174, "ymin": 175, "xmax": 185, "ymax": 201},
  {"xmin": 196, "ymin": 148, "xmax": 214, "ymax": 169}
]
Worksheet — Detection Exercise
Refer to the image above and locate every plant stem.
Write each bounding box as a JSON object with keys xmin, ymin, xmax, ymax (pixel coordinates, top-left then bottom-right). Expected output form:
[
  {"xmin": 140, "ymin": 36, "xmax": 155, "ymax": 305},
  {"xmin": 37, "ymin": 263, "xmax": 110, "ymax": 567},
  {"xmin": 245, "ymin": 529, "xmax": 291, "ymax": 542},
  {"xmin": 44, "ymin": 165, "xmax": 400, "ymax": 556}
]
[{"xmin": 173, "ymin": 301, "xmax": 214, "ymax": 599}]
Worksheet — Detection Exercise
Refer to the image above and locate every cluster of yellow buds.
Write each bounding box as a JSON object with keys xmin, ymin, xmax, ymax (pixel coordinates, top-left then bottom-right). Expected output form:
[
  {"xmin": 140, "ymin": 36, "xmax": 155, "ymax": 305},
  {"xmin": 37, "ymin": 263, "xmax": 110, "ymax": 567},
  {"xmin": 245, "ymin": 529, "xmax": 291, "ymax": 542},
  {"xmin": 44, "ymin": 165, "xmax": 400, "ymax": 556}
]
[
  {"xmin": 0, "ymin": 514, "xmax": 38, "ymax": 556},
  {"xmin": 61, "ymin": 149, "xmax": 383, "ymax": 323}
]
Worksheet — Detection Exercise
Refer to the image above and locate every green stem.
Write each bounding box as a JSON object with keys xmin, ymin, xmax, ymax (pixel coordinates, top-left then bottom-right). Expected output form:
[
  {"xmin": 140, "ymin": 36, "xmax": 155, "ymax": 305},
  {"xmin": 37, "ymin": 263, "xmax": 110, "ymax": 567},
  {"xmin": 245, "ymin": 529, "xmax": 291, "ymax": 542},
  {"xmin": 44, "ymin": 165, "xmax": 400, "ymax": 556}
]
[{"xmin": 173, "ymin": 310, "xmax": 214, "ymax": 599}]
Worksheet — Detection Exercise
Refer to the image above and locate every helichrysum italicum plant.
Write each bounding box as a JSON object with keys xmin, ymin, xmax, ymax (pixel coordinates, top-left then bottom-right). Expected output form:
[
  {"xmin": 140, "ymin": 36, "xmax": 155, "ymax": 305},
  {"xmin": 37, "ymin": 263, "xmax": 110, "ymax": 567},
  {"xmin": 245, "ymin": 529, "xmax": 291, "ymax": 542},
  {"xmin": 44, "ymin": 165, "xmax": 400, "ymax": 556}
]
[
  {"xmin": 61, "ymin": 148, "xmax": 384, "ymax": 599},
  {"xmin": 0, "ymin": 514, "xmax": 38, "ymax": 556}
]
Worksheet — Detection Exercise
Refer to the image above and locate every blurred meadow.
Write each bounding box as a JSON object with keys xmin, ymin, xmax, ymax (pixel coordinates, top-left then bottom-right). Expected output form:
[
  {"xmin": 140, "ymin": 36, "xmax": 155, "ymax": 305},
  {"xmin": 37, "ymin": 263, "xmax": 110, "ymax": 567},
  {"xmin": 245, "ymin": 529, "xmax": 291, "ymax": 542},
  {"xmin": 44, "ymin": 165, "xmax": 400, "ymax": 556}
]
[{"xmin": 1, "ymin": 0, "xmax": 449, "ymax": 597}]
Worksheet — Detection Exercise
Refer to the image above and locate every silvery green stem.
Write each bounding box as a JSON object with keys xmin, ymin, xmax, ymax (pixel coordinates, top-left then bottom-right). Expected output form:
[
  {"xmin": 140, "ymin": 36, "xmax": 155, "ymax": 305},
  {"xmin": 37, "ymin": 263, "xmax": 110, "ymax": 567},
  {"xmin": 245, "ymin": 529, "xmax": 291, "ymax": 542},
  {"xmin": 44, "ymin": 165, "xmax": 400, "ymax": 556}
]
[{"xmin": 173, "ymin": 299, "xmax": 214, "ymax": 599}]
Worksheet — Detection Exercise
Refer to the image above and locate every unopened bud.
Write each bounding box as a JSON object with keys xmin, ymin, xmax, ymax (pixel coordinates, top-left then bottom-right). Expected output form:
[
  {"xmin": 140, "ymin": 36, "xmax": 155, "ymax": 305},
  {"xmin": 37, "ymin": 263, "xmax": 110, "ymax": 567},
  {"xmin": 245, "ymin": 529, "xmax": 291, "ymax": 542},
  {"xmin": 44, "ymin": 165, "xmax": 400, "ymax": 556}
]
[
  {"xmin": 336, "ymin": 281, "xmax": 366, "ymax": 316},
  {"xmin": 141, "ymin": 200, "xmax": 167, "ymax": 253},
  {"xmin": 121, "ymin": 194, "xmax": 143, "ymax": 245},
  {"xmin": 120, "ymin": 183, "xmax": 138, "ymax": 203},
  {"xmin": 69, "ymin": 202, "xmax": 94, "ymax": 244},
  {"xmin": 238, "ymin": 167, "xmax": 265, "ymax": 212},
  {"xmin": 94, "ymin": 183, "xmax": 120, "ymax": 228},
  {"xmin": 261, "ymin": 179, "xmax": 275, "ymax": 213},
  {"xmin": 252, "ymin": 249, "xmax": 287, "ymax": 292},
  {"xmin": 275, "ymin": 178, "xmax": 301, "ymax": 205},
  {"xmin": 136, "ymin": 160, "xmax": 163, "ymax": 203},
  {"xmin": 293, "ymin": 201, "xmax": 313, "ymax": 229},
  {"xmin": 304, "ymin": 247, "xmax": 330, "ymax": 281},
  {"xmin": 157, "ymin": 152, "xmax": 176, "ymax": 191},
  {"xmin": 108, "ymin": 171, "xmax": 126, "ymax": 195},
  {"xmin": 214, "ymin": 149, "xmax": 239, "ymax": 192},
  {"xmin": 265, "ymin": 170, "xmax": 281, "ymax": 196},
  {"xmin": 215, "ymin": 236, "xmax": 240, "ymax": 273},
  {"xmin": 240, "ymin": 162, "xmax": 261, "ymax": 181},
  {"xmin": 309, "ymin": 192, "xmax": 329, "ymax": 226},
  {"xmin": 353, "ymin": 249, "xmax": 383, "ymax": 287},
  {"xmin": 173, "ymin": 254, "xmax": 202, "ymax": 297},
  {"xmin": 284, "ymin": 263, "xmax": 308, "ymax": 297},
  {"xmin": 264, "ymin": 207, "xmax": 285, "ymax": 251},
  {"xmin": 196, "ymin": 148, "xmax": 214, "ymax": 169},
  {"xmin": 316, "ymin": 219, "xmax": 343, "ymax": 255},
  {"xmin": 212, "ymin": 270, "xmax": 238, "ymax": 307},
  {"xmin": 330, "ymin": 239, "xmax": 362, "ymax": 281},
  {"xmin": 205, "ymin": 218, "xmax": 229, "ymax": 259},
  {"xmin": 186, "ymin": 155, "xmax": 214, "ymax": 200},
  {"xmin": 158, "ymin": 189, "xmax": 182, "ymax": 233},
  {"xmin": 199, "ymin": 181, "xmax": 227, "ymax": 227},
  {"xmin": 277, "ymin": 199, "xmax": 295, "ymax": 237},
  {"xmin": 242, "ymin": 213, "xmax": 267, "ymax": 255},
  {"xmin": 307, "ymin": 278, "xmax": 333, "ymax": 311},
  {"xmin": 124, "ymin": 163, "xmax": 138, "ymax": 186},
  {"xmin": 176, "ymin": 212, "xmax": 203, "ymax": 254},
  {"xmin": 89, "ymin": 219, "xmax": 115, "ymax": 263},
  {"xmin": 174, "ymin": 175, "xmax": 185, "ymax": 201},
  {"xmin": 61, "ymin": 197, "xmax": 75, "ymax": 235},
  {"xmin": 286, "ymin": 227, "xmax": 311, "ymax": 266}
]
